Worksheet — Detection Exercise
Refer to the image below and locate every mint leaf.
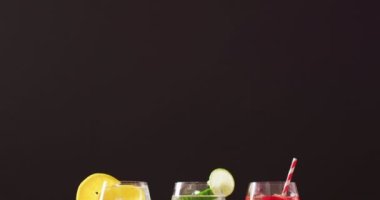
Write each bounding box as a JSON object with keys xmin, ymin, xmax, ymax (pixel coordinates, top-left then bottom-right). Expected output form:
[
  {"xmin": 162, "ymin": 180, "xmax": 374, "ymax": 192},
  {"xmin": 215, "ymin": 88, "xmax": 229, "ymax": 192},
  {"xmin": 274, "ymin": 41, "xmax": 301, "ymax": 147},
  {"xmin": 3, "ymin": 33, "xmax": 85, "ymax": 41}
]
[
  {"xmin": 179, "ymin": 188, "xmax": 216, "ymax": 200},
  {"xmin": 198, "ymin": 188, "xmax": 214, "ymax": 195}
]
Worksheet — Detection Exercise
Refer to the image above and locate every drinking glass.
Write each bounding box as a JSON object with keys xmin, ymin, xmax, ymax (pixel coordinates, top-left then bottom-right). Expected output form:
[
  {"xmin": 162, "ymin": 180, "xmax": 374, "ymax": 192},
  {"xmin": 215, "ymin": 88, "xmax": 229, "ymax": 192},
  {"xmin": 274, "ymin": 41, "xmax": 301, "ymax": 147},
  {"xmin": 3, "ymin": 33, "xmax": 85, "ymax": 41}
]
[
  {"xmin": 172, "ymin": 182, "xmax": 225, "ymax": 200},
  {"xmin": 101, "ymin": 181, "xmax": 151, "ymax": 200},
  {"xmin": 245, "ymin": 182, "xmax": 300, "ymax": 200}
]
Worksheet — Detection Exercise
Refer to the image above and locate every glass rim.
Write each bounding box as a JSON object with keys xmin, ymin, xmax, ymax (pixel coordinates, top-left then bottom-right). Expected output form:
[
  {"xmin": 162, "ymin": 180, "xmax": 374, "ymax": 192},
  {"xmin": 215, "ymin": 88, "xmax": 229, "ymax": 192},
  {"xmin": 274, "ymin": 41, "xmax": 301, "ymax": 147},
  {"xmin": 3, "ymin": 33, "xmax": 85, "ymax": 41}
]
[
  {"xmin": 247, "ymin": 181, "xmax": 299, "ymax": 197},
  {"xmin": 173, "ymin": 182, "xmax": 225, "ymax": 197},
  {"xmin": 174, "ymin": 181, "xmax": 209, "ymax": 184},
  {"xmin": 248, "ymin": 181, "xmax": 297, "ymax": 184},
  {"xmin": 173, "ymin": 194, "xmax": 225, "ymax": 197},
  {"xmin": 116, "ymin": 181, "xmax": 148, "ymax": 185}
]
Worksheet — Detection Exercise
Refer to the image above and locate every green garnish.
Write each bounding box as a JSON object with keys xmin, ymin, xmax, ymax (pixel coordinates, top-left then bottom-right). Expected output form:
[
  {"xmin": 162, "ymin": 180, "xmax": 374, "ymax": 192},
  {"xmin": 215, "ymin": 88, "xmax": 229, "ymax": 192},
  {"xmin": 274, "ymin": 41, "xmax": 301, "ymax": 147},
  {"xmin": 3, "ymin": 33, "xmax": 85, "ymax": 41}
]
[{"xmin": 179, "ymin": 188, "xmax": 216, "ymax": 200}]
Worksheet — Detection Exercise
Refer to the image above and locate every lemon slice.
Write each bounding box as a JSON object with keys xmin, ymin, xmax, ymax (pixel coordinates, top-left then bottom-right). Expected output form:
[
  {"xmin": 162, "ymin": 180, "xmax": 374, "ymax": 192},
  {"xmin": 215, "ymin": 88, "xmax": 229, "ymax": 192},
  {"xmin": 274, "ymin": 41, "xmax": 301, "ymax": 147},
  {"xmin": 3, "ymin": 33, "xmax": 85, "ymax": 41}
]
[
  {"xmin": 103, "ymin": 184, "xmax": 146, "ymax": 200},
  {"xmin": 207, "ymin": 168, "xmax": 235, "ymax": 197},
  {"xmin": 76, "ymin": 173, "xmax": 119, "ymax": 200}
]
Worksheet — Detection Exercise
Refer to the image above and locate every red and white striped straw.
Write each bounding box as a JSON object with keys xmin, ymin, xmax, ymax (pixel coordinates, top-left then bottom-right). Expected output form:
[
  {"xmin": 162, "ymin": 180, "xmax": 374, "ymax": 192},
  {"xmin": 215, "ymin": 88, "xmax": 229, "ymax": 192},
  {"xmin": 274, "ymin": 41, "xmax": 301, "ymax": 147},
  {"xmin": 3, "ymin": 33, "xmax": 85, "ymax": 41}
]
[{"xmin": 281, "ymin": 158, "xmax": 298, "ymax": 196}]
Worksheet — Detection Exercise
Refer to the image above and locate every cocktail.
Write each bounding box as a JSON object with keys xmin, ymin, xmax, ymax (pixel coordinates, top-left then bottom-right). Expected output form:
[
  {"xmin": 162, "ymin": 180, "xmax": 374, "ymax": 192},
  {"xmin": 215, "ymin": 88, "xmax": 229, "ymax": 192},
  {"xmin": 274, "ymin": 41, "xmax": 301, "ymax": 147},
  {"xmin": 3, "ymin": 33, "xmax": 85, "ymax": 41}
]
[
  {"xmin": 172, "ymin": 182, "xmax": 224, "ymax": 200},
  {"xmin": 245, "ymin": 182, "xmax": 299, "ymax": 200},
  {"xmin": 76, "ymin": 173, "xmax": 151, "ymax": 200},
  {"xmin": 172, "ymin": 169, "xmax": 235, "ymax": 200},
  {"xmin": 101, "ymin": 181, "xmax": 150, "ymax": 200},
  {"xmin": 245, "ymin": 158, "xmax": 300, "ymax": 200}
]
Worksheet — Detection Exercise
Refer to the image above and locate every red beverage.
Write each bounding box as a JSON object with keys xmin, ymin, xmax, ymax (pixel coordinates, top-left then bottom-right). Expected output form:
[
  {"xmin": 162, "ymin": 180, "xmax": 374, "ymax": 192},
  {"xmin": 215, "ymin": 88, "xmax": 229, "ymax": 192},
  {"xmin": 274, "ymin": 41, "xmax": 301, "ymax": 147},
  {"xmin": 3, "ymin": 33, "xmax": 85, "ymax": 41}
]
[
  {"xmin": 245, "ymin": 182, "xmax": 300, "ymax": 200},
  {"xmin": 246, "ymin": 195, "xmax": 299, "ymax": 200}
]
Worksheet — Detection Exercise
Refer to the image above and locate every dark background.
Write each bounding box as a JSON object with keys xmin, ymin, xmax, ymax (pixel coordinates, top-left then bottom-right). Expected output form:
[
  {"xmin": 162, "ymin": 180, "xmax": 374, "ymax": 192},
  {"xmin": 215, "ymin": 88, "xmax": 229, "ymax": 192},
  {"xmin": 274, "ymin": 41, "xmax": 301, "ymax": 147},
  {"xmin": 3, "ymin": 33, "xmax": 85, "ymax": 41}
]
[{"xmin": 0, "ymin": 0, "xmax": 378, "ymax": 199}]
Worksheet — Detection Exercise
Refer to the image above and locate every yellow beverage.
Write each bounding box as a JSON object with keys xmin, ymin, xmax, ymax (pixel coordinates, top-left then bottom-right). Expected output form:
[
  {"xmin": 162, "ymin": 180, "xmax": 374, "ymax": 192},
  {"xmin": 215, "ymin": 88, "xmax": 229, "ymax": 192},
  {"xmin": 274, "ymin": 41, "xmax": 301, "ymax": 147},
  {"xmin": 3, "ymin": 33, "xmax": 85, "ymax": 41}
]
[{"xmin": 103, "ymin": 182, "xmax": 150, "ymax": 200}]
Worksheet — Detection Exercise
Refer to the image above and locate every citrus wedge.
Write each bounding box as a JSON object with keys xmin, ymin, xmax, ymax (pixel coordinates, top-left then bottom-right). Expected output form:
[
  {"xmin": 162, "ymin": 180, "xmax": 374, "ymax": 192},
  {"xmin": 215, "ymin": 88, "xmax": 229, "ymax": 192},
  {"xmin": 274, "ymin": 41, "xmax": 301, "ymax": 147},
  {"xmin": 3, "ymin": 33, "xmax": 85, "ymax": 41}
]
[
  {"xmin": 207, "ymin": 168, "xmax": 235, "ymax": 197},
  {"xmin": 76, "ymin": 173, "xmax": 119, "ymax": 200}
]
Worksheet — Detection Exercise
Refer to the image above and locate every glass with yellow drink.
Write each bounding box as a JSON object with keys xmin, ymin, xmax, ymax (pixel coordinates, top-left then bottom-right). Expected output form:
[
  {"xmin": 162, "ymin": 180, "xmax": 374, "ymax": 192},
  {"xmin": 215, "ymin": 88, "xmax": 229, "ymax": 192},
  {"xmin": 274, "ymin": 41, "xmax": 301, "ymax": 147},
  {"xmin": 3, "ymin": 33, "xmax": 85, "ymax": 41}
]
[
  {"xmin": 76, "ymin": 173, "xmax": 151, "ymax": 200},
  {"xmin": 102, "ymin": 181, "xmax": 151, "ymax": 200}
]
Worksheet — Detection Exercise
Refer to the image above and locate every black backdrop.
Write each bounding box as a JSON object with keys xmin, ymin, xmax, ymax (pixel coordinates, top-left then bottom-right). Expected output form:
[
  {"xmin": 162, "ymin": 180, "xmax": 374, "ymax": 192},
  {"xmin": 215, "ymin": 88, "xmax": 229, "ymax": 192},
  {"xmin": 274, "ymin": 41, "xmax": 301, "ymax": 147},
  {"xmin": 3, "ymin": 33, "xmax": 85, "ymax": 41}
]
[{"xmin": 0, "ymin": 0, "xmax": 378, "ymax": 200}]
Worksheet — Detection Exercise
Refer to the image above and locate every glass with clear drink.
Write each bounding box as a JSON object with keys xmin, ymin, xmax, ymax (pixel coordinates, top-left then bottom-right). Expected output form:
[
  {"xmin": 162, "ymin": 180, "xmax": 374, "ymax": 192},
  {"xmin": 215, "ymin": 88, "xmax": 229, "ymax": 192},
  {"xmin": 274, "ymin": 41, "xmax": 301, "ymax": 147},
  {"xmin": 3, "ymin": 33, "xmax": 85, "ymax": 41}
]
[{"xmin": 172, "ymin": 182, "xmax": 226, "ymax": 200}]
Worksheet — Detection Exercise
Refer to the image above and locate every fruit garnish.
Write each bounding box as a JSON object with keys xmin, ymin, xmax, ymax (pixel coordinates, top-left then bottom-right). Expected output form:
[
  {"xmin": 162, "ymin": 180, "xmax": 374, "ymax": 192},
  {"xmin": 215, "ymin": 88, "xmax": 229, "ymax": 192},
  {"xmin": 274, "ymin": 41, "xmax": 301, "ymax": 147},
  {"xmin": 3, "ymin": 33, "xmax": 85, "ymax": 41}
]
[
  {"xmin": 76, "ymin": 173, "xmax": 119, "ymax": 200},
  {"xmin": 207, "ymin": 168, "xmax": 235, "ymax": 197}
]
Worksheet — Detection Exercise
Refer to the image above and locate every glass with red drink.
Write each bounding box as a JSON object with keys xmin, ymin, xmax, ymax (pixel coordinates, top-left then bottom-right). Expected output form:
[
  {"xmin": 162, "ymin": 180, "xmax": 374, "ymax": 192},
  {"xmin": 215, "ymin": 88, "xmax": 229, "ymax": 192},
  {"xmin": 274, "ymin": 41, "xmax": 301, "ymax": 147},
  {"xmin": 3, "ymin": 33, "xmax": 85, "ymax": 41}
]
[{"xmin": 245, "ymin": 182, "xmax": 300, "ymax": 200}]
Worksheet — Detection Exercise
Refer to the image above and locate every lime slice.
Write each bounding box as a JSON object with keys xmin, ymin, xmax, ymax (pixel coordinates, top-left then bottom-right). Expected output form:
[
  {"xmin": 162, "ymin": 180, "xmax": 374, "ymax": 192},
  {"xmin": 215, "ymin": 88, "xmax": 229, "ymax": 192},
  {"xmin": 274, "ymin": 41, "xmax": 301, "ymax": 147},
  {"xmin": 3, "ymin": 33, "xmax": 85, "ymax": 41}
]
[
  {"xmin": 76, "ymin": 173, "xmax": 119, "ymax": 200},
  {"xmin": 207, "ymin": 168, "xmax": 235, "ymax": 196},
  {"xmin": 103, "ymin": 184, "xmax": 146, "ymax": 200}
]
